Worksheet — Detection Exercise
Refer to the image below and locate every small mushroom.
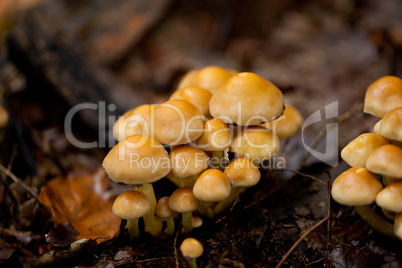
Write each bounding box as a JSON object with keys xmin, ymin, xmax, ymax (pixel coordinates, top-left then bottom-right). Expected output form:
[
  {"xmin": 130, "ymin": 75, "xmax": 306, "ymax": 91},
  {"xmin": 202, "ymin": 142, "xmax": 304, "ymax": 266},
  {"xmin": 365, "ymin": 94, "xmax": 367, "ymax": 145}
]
[
  {"xmin": 191, "ymin": 215, "xmax": 203, "ymax": 228},
  {"xmin": 230, "ymin": 126, "xmax": 280, "ymax": 164},
  {"xmin": 363, "ymin": 75, "xmax": 402, "ymax": 118},
  {"xmin": 378, "ymin": 107, "xmax": 402, "ymax": 142},
  {"xmin": 366, "ymin": 144, "xmax": 402, "ymax": 178},
  {"xmin": 214, "ymin": 158, "xmax": 261, "ymax": 215},
  {"xmin": 112, "ymin": 190, "xmax": 151, "ymax": 239},
  {"xmin": 260, "ymin": 105, "xmax": 303, "ymax": 139},
  {"xmin": 193, "ymin": 169, "xmax": 231, "ymax": 218},
  {"xmin": 340, "ymin": 133, "xmax": 388, "ymax": 167},
  {"xmin": 169, "ymin": 86, "xmax": 212, "ymax": 117},
  {"xmin": 180, "ymin": 237, "xmax": 203, "ymax": 268},
  {"xmin": 113, "ymin": 104, "xmax": 157, "ymax": 142},
  {"xmin": 209, "ymin": 72, "xmax": 284, "ymax": 126},
  {"xmin": 145, "ymin": 99, "xmax": 204, "ymax": 146},
  {"xmin": 195, "ymin": 119, "xmax": 231, "ymax": 152},
  {"xmin": 103, "ymin": 135, "xmax": 171, "ymax": 237},
  {"xmin": 156, "ymin": 197, "xmax": 176, "ymax": 237},
  {"xmin": 376, "ymin": 181, "xmax": 402, "ymax": 213},
  {"xmin": 177, "ymin": 65, "xmax": 236, "ymax": 94},
  {"xmin": 169, "ymin": 187, "xmax": 200, "ymax": 233},
  {"xmin": 331, "ymin": 167, "xmax": 393, "ymax": 237},
  {"xmin": 168, "ymin": 144, "xmax": 210, "ymax": 187}
]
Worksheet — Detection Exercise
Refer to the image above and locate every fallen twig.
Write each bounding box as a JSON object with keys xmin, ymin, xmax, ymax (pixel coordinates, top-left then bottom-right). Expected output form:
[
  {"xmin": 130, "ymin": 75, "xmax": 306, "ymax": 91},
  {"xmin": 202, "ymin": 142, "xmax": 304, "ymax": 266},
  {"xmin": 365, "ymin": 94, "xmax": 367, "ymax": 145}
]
[
  {"xmin": 299, "ymin": 103, "xmax": 364, "ymax": 170},
  {"xmin": 275, "ymin": 216, "xmax": 330, "ymax": 268},
  {"xmin": 0, "ymin": 163, "xmax": 38, "ymax": 199}
]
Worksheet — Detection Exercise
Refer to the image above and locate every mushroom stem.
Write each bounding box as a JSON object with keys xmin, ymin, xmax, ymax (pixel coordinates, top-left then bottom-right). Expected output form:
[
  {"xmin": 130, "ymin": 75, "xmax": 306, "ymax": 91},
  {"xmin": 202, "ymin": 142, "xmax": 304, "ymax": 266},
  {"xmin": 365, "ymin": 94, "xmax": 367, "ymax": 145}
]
[
  {"xmin": 183, "ymin": 256, "xmax": 198, "ymax": 268},
  {"xmin": 198, "ymin": 201, "xmax": 214, "ymax": 218},
  {"xmin": 181, "ymin": 212, "xmax": 193, "ymax": 234},
  {"xmin": 181, "ymin": 174, "xmax": 199, "ymax": 187},
  {"xmin": 354, "ymin": 205, "xmax": 395, "ymax": 238},
  {"xmin": 164, "ymin": 216, "xmax": 175, "ymax": 237},
  {"xmin": 166, "ymin": 174, "xmax": 181, "ymax": 187},
  {"xmin": 213, "ymin": 187, "xmax": 245, "ymax": 215},
  {"xmin": 136, "ymin": 183, "xmax": 163, "ymax": 237},
  {"xmin": 126, "ymin": 218, "xmax": 140, "ymax": 239}
]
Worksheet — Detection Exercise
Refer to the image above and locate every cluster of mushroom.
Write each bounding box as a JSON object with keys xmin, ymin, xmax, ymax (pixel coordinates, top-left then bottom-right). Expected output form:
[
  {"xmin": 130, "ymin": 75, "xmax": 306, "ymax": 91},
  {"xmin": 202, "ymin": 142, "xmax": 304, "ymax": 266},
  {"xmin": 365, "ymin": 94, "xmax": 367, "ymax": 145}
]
[
  {"xmin": 332, "ymin": 75, "xmax": 402, "ymax": 239},
  {"xmin": 103, "ymin": 66, "xmax": 303, "ymax": 238}
]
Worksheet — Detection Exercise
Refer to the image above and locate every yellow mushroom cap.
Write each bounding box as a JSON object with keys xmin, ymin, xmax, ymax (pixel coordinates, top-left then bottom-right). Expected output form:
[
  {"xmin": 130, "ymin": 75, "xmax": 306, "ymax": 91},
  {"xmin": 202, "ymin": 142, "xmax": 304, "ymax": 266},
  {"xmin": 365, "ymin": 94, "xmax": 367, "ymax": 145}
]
[
  {"xmin": 193, "ymin": 169, "xmax": 231, "ymax": 202},
  {"xmin": 230, "ymin": 126, "xmax": 280, "ymax": 164},
  {"xmin": 113, "ymin": 104, "xmax": 157, "ymax": 142},
  {"xmin": 376, "ymin": 182, "xmax": 402, "ymax": 213},
  {"xmin": 169, "ymin": 186, "xmax": 200, "ymax": 213},
  {"xmin": 177, "ymin": 65, "xmax": 236, "ymax": 94},
  {"xmin": 209, "ymin": 72, "xmax": 284, "ymax": 126},
  {"xmin": 0, "ymin": 105, "xmax": 9, "ymax": 127},
  {"xmin": 364, "ymin": 75, "xmax": 402, "ymax": 118},
  {"xmin": 169, "ymin": 86, "xmax": 212, "ymax": 117},
  {"xmin": 145, "ymin": 99, "xmax": 204, "ymax": 146},
  {"xmin": 195, "ymin": 119, "xmax": 231, "ymax": 151},
  {"xmin": 191, "ymin": 215, "xmax": 203, "ymax": 228},
  {"xmin": 331, "ymin": 167, "xmax": 383, "ymax": 206},
  {"xmin": 379, "ymin": 107, "xmax": 402, "ymax": 142},
  {"xmin": 224, "ymin": 158, "xmax": 261, "ymax": 188},
  {"xmin": 169, "ymin": 144, "xmax": 210, "ymax": 178},
  {"xmin": 366, "ymin": 144, "xmax": 402, "ymax": 178},
  {"xmin": 373, "ymin": 120, "xmax": 381, "ymax": 135},
  {"xmin": 102, "ymin": 135, "xmax": 171, "ymax": 185},
  {"xmin": 260, "ymin": 105, "xmax": 303, "ymax": 139},
  {"xmin": 180, "ymin": 237, "xmax": 204, "ymax": 258},
  {"xmin": 112, "ymin": 190, "xmax": 151, "ymax": 220},
  {"xmin": 340, "ymin": 133, "xmax": 388, "ymax": 167},
  {"xmin": 156, "ymin": 196, "xmax": 175, "ymax": 218}
]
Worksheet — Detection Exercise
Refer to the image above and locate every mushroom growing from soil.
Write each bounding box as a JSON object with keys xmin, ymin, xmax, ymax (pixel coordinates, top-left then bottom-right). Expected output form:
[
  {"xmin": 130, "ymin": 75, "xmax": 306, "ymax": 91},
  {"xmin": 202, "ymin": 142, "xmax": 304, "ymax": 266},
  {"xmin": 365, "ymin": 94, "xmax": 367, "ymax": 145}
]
[
  {"xmin": 156, "ymin": 196, "xmax": 176, "ymax": 237},
  {"xmin": 363, "ymin": 75, "xmax": 402, "ymax": 118},
  {"xmin": 103, "ymin": 134, "xmax": 171, "ymax": 237},
  {"xmin": 169, "ymin": 186, "xmax": 200, "ymax": 233},
  {"xmin": 340, "ymin": 133, "xmax": 388, "ymax": 167},
  {"xmin": 213, "ymin": 158, "xmax": 261, "ymax": 215},
  {"xmin": 112, "ymin": 190, "xmax": 151, "ymax": 239},
  {"xmin": 193, "ymin": 169, "xmax": 231, "ymax": 218},
  {"xmin": 331, "ymin": 167, "xmax": 394, "ymax": 237},
  {"xmin": 180, "ymin": 237, "xmax": 203, "ymax": 268},
  {"xmin": 209, "ymin": 72, "xmax": 284, "ymax": 126},
  {"xmin": 145, "ymin": 99, "xmax": 204, "ymax": 146}
]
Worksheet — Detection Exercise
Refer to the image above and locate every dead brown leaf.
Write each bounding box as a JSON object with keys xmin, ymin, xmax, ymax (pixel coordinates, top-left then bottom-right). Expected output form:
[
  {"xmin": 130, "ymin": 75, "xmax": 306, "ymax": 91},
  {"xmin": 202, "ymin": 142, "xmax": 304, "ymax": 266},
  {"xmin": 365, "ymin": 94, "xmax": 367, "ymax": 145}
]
[{"xmin": 38, "ymin": 169, "xmax": 120, "ymax": 244}]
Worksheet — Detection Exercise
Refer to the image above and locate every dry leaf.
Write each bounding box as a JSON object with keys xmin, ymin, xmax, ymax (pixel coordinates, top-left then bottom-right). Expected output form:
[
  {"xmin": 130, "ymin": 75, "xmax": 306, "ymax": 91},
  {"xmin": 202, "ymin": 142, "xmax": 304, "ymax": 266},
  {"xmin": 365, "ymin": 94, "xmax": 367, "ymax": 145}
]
[{"xmin": 38, "ymin": 169, "xmax": 120, "ymax": 244}]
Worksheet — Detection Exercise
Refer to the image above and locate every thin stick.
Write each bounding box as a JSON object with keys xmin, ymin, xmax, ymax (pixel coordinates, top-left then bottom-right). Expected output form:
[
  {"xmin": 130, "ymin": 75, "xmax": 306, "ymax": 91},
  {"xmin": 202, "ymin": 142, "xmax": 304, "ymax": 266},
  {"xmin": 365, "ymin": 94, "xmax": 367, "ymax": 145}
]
[
  {"xmin": 324, "ymin": 171, "xmax": 332, "ymax": 267},
  {"xmin": 0, "ymin": 163, "xmax": 38, "ymax": 199},
  {"xmin": 271, "ymin": 168, "xmax": 326, "ymax": 185},
  {"xmin": 299, "ymin": 103, "xmax": 364, "ymax": 170},
  {"xmin": 174, "ymin": 222, "xmax": 181, "ymax": 268},
  {"xmin": 275, "ymin": 216, "xmax": 329, "ymax": 268}
]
